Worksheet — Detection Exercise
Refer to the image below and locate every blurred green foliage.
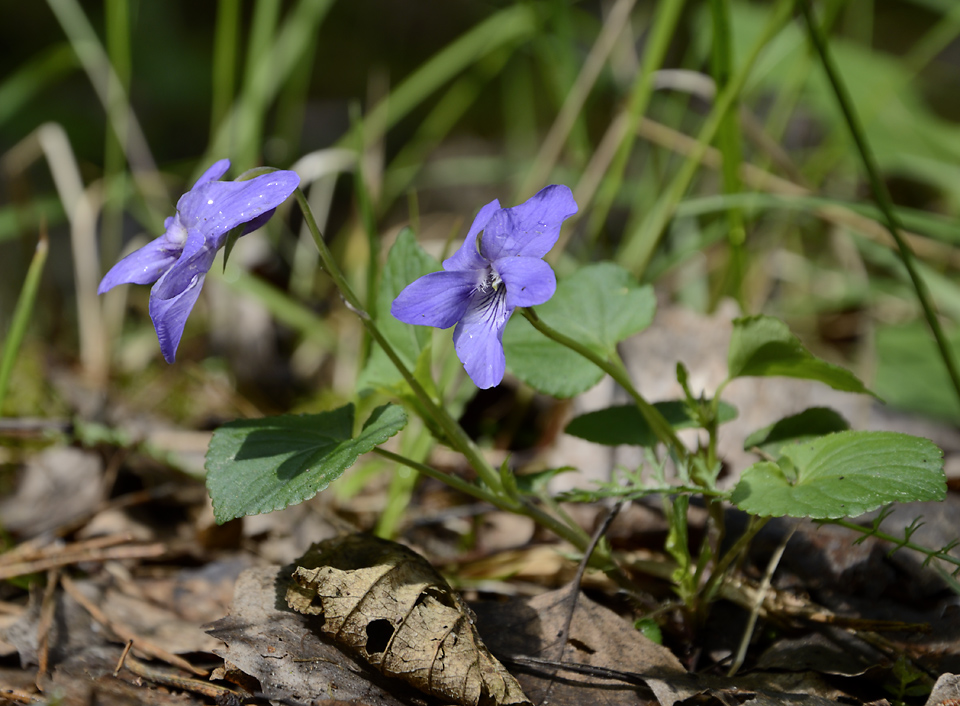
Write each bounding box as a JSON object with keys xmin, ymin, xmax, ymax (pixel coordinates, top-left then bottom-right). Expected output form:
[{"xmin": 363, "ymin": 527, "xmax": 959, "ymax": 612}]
[{"xmin": 1, "ymin": 0, "xmax": 958, "ymax": 425}]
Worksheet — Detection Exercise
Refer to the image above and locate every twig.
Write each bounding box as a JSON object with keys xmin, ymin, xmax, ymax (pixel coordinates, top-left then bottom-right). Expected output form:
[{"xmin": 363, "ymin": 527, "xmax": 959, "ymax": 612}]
[
  {"xmin": 60, "ymin": 574, "xmax": 207, "ymax": 677},
  {"xmin": 120, "ymin": 655, "xmax": 242, "ymax": 701},
  {"xmin": 112, "ymin": 639, "xmax": 134, "ymax": 677},
  {"xmin": 728, "ymin": 523, "xmax": 796, "ymax": 676},
  {"xmin": 540, "ymin": 502, "xmax": 624, "ymax": 706},
  {"xmin": 0, "ymin": 686, "xmax": 41, "ymax": 705},
  {"xmin": 35, "ymin": 569, "xmax": 60, "ymax": 690},
  {"xmin": 0, "ymin": 542, "xmax": 166, "ymax": 581},
  {"xmin": 0, "ymin": 533, "xmax": 139, "ymax": 566}
]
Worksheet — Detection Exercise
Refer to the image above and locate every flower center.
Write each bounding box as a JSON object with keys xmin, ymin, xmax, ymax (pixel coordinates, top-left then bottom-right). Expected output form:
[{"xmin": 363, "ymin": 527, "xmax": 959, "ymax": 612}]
[
  {"xmin": 478, "ymin": 268, "xmax": 503, "ymax": 293},
  {"xmin": 165, "ymin": 213, "xmax": 189, "ymax": 248}
]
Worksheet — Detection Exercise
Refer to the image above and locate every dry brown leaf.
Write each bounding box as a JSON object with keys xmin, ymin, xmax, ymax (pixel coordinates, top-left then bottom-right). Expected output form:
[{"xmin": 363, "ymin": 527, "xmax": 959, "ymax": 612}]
[
  {"xmin": 207, "ymin": 565, "xmax": 413, "ymax": 706},
  {"xmin": 286, "ymin": 533, "xmax": 532, "ymax": 706},
  {"xmin": 473, "ymin": 587, "xmax": 693, "ymax": 706}
]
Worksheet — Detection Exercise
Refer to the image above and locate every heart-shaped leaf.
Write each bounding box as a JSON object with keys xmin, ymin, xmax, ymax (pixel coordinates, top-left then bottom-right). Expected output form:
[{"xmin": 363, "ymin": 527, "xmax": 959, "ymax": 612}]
[
  {"xmin": 504, "ymin": 262, "xmax": 656, "ymax": 398},
  {"xmin": 743, "ymin": 407, "xmax": 850, "ymax": 457},
  {"xmin": 731, "ymin": 430, "xmax": 944, "ymax": 519},
  {"xmin": 728, "ymin": 315, "xmax": 874, "ymax": 396},
  {"xmin": 565, "ymin": 400, "xmax": 738, "ymax": 447},
  {"xmin": 206, "ymin": 404, "xmax": 407, "ymax": 523}
]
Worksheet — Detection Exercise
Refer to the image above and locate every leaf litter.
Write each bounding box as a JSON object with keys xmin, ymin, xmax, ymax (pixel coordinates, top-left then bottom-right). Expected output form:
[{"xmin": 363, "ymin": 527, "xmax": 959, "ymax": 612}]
[{"xmin": 1, "ymin": 309, "xmax": 959, "ymax": 705}]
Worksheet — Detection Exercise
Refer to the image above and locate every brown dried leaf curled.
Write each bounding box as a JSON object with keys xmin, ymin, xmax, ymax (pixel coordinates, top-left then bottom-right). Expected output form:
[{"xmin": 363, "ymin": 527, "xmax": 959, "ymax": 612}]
[{"xmin": 287, "ymin": 534, "xmax": 531, "ymax": 706}]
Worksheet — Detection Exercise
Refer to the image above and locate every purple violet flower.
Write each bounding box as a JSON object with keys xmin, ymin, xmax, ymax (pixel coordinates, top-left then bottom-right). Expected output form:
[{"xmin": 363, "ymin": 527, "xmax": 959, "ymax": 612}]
[
  {"xmin": 98, "ymin": 159, "xmax": 300, "ymax": 363},
  {"xmin": 391, "ymin": 185, "xmax": 577, "ymax": 389}
]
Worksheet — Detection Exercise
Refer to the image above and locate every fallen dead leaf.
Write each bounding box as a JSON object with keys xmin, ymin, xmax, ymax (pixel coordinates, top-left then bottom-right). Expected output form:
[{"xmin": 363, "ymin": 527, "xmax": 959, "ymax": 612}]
[
  {"xmin": 206, "ymin": 564, "xmax": 416, "ymax": 706},
  {"xmin": 472, "ymin": 587, "xmax": 694, "ymax": 706},
  {"xmin": 287, "ymin": 533, "xmax": 531, "ymax": 706},
  {"xmin": 0, "ymin": 447, "xmax": 104, "ymax": 537}
]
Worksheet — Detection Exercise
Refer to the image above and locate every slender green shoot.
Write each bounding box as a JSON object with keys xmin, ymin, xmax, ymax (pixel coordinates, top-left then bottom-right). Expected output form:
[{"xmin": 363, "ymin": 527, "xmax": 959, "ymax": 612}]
[
  {"xmin": 519, "ymin": 308, "xmax": 688, "ymax": 462},
  {"xmin": 799, "ymin": 0, "xmax": 960, "ymax": 409},
  {"xmin": 580, "ymin": 0, "xmax": 688, "ymax": 238},
  {"xmin": 210, "ymin": 0, "xmax": 241, "ymax": 139},
  {"xmin": 0, "ymin": 233, "xmax": 49, "ymax": 413},
  {"xmin": 709, "ymin": 0, "xmax": 747, "ymax": 306},
  {"xmin": 617, "ymin": 0, "xmax": 795, "ymax": 276}
]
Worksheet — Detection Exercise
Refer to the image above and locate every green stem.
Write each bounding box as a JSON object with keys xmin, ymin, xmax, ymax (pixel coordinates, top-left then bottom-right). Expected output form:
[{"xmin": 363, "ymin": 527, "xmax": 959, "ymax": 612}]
[
  {"xmin": 294, "ymin": 189, "xmax": 502, "ymax": 496},
  {"xmin": 372, "ymin": 448, "xmax": 504, "ymax": 507},
  {"xmin": 825, "ymin": 518, "xmax": 960, "ymax": 572},
  {"xmin": 701, "ymin": 515, "xmax": 771, "ymax": 603},
  {"xmin": 210, "ymin": 0, "xmax": 240, "ymax": 138},
  {"xmin": 0, "ymin": 234, "xmax": 49, "ymax": 413},
  {"xmin": 374, "ymin": 450, "xmax": 598, "ymax": 567},
  {"xmin": 799, "ymin": 0, "xmax": 960, "ymax": 411},
  {"xmin": 520, "ymin": 308, "xmax": 688, "ymax": 461}
]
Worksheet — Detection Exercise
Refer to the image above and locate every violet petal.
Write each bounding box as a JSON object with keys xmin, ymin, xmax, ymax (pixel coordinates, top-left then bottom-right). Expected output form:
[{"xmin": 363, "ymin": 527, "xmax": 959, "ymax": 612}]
[
  {"xmin": 152, "ymin": 230, "xmax": 217, "ymax": 301},
  {"xmin": 177, "ymin": 170, "xmax": 300, "ymax": 249},
  {"xmin": 452, "ymin": 288, "xmax": 511, "ymax": 389},
  {"xmin": 98, "ymin": 236, "xmax": 182, "ymax": 293},
  {"xmin": 479, "ymin": 185, "xmax": 578, "ymax": 261},
  {"xmin": 391, "ymin": 270, "xmax": 479, "ymax": 329},
  {"xmin": 494, "ymin": 256, "xmax": 556, "ymax": 309},
  {"xmin": 191, "ymin": 159, "xmax": 231, "ymax": 190},
  {"xmin": 149, "ymin": 271, "xmax": 207, "ymax": 364},
  {"xmin": 443, "ymin": 199, "xmax": 500, "ymax": 272}
]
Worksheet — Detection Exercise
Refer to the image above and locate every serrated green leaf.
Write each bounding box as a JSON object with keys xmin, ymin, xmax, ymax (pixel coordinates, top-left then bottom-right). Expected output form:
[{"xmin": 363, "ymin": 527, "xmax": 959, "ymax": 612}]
[
  {"xmin": 504, "ymin": 262, "xmax": 656, "ymax": 398},
  {"xmin": 206, "ymin": 403, "xmax": 407, "ymax": 523},
  {"xmin": 358, "ymin": 228, "xmax": 440, "ymax": 391},
  {"xmin": 743, "ymin": 407, "xmax": 850, "ymax": 457},
  {"xmin": 727, "ymin": 315, "xmax": 874, "ymax": 396},
  {"xmin": 731, "ymin": 431, "xmax": 944, "ymax": 519},
  {"xmin": 565, "ymin": 400, "xmax": 738, "ymax": 447}
]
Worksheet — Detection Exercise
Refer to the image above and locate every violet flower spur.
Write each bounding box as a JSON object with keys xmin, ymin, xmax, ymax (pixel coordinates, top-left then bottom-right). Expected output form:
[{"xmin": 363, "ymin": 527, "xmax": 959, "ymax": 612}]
[
  {"xmin": 391, "ymin": 185, "xmax": 577, "ymax": 389},
  {"xmin": 98, "ymin": 159, "xmax": 300, "ymax": 363}
]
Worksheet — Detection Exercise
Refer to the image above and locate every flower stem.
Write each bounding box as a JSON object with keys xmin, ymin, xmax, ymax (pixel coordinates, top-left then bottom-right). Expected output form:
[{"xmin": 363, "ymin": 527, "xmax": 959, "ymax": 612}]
[
  {"xmin": 294, "ymin": 188, "xmax": 504, "ymax": 497},
  {"xmin": 520, "ymin": 308, "xmax": 688, "ymax": 461},
  {"xmin": 372, "ymin": 448, "xmax": 503, "ymax": 507},
  {"xmin": 296, "ymin": 191, "xmax": 628, "ymax": 583}
]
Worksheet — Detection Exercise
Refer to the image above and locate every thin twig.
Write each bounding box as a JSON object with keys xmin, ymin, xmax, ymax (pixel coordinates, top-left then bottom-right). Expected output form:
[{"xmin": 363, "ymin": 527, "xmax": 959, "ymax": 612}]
[
  {"xmin": 0, "ymin": 543, "xmax": 166, "ymax": 581},
  {"xmin": 112, "ymin": 639, "xmax": 134, "ymax": 677},
  {"xmin": 35, "ymin": 569, "xmax": 60, "ymax": 690},
  {"xmin": 60, "ymin": 575, "xmax": 207, "ymax": 677},
  {"xmin": 121, "ymin": 655, "xmax": 241, "ymax": 700},
  {"xmin": 539, "ymin": 502, "xmax": 624, "ymax": 706},
  {"xmin": 728, "ymin": 523, "xmax": 796, "ymax": 676}
]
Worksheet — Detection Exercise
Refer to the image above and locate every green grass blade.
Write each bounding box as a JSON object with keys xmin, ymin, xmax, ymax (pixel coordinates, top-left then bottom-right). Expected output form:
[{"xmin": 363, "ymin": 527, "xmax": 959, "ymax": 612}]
[
  {"xmin": 800, "ymin": 0, "xmax": 960, "ymax": 408},
  {"xmin": 521, "ymin": 0, "xmax": 638, "ymax": 196},
  {"xmin": 207, "ymin": 0, "xmax": 334, "ymax": 171},
  {"xmin": 616, "ymin": 0, "xmax": 795, "ymax": 276},
  {"xmin": 44, "ymin": 0, "xmax": 157, "ymax": 173},
  {"xmin": 0, "ymin": 234, "xmax": 49, "ymax": 413},
  {"xmin": 709, "ymin": 0, "xmax": 747, "ymax": 305},
  {"xmin": 581, "ymin": 0, "xmax": 688, "ymax": 239},
  {"xmin": 100, "ymin": 0, "xmax": 132, "ymax": 268},
  {"xmin": 342, "ymin": 4, "xmax": 537, "ymax": 150},
  {"xmin": 217, "ymin": 269, "xmax": 336, "ymax": 350},
  {"xmin": 210, "ymin": 0, "xmax": 241, "ymax": 138}
]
